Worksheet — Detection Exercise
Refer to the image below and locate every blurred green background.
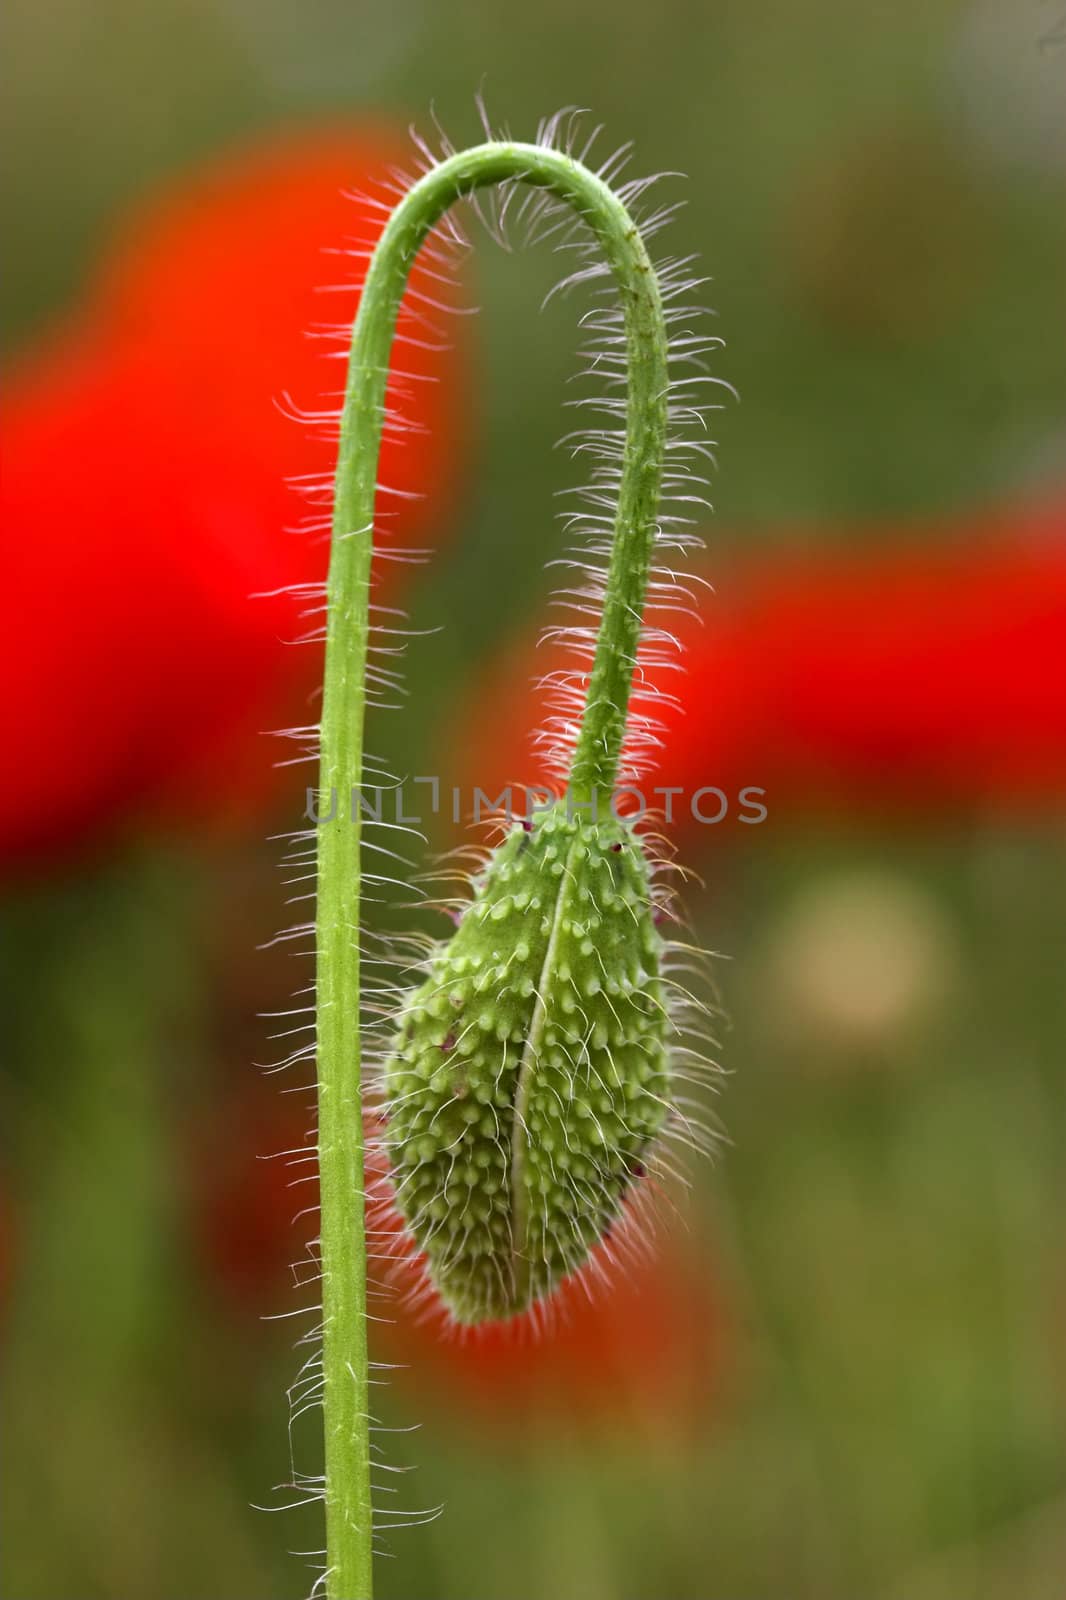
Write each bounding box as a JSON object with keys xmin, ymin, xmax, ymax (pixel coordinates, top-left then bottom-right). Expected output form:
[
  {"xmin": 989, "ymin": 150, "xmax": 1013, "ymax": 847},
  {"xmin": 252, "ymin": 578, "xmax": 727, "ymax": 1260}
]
[{"xmin": 2, "ymin": 1, "xmax": 1065, "ymax": 1597}]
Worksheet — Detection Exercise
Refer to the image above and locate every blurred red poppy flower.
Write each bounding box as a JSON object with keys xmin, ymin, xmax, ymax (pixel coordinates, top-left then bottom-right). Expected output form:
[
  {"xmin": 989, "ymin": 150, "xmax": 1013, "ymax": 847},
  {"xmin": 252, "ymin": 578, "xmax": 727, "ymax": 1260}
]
[
  {"xmin": 375, "ymin": 1228, "xmax": 724, "ymax": 1438},
  {"xmin": 1, "ymin": 126, "xmax": 466, "ymax": 869},
  {"xmin": 187, "ymin": 1078, "xmax": 318, "ymax": 1316},
  {"xmin": 189, "ymin": 1080, "xmax": 724, "ymax": 1434},
  {"xmin": 449, "ymin": 499, "xmax": 1066, "ymax": 829}
]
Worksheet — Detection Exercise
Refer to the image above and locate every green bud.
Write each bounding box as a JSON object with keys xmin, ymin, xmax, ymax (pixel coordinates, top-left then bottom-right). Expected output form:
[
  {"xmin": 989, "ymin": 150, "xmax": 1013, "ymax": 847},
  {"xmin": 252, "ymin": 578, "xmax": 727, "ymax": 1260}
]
[{"xmin": 384, "ymin": 803, "xmax": 669, "ymax": 1324}]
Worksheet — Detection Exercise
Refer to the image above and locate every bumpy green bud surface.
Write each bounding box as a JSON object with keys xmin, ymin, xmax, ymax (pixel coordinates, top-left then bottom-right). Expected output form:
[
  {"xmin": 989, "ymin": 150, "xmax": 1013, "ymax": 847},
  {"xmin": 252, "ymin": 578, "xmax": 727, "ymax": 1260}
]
[{"xmin": 383, "ymin": 803, "xmax": 670, "ymax": 1324}]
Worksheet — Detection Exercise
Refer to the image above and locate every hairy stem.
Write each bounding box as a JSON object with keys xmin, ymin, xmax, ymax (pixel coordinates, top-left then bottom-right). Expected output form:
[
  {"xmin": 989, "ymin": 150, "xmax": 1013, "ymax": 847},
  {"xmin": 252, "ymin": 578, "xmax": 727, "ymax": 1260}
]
[{"xmin": 315, "ymin": 140, "xmax": 670, "ymax": 1599}]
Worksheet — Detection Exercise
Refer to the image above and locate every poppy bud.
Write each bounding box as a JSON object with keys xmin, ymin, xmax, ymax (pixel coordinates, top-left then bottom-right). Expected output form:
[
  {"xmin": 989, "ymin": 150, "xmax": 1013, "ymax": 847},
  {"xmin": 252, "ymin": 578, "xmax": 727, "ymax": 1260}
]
[{"xmin": 384, "ymin": 803, "xmax": 669, "ymax": 1324}]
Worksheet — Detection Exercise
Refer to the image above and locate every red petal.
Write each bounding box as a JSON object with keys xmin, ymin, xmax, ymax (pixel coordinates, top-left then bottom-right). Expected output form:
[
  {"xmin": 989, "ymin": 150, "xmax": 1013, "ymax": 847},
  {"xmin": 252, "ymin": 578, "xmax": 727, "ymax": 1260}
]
[{"xmin": 1, "ymin": 126, "xmax": 467, "ymax": 866}]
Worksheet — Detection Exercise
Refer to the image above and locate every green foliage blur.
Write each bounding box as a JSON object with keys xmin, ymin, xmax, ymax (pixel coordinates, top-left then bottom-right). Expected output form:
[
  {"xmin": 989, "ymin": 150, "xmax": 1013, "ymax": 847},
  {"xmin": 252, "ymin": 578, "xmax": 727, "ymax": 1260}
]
[{"xmin": 2, "ymin": 1, "xmax": 1064, "ymax": 1597}]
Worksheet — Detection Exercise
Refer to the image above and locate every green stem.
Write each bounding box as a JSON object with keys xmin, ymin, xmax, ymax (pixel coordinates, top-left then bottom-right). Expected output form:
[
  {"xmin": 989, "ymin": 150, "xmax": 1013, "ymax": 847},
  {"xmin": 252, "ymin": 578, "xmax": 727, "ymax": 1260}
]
[{"xmin": 315, "ymin": 140, "xmax": 670, "ymax": 1600}]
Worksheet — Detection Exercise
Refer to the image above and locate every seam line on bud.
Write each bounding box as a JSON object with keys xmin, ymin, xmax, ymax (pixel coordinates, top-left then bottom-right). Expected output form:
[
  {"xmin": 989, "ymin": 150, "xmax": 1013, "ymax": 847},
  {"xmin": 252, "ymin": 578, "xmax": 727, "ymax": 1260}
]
[{"xmin": 508, "ymin": 837, "xmax": 583, "ymax": 1303}]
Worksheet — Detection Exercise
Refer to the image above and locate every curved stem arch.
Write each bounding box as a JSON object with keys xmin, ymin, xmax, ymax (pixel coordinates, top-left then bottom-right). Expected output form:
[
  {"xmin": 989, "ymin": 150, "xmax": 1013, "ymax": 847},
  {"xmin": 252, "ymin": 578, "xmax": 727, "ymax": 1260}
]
[{"xmin": 315, "ymin": 141, "xmax": 670, "ymax": 1600}]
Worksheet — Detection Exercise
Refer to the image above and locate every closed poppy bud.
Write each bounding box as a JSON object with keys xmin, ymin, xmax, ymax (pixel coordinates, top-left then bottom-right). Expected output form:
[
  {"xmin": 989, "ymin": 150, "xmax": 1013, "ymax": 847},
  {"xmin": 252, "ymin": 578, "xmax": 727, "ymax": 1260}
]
[{"xmin": 384, "ymin": 804, "xmax": 670, "ymax": 1324}]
